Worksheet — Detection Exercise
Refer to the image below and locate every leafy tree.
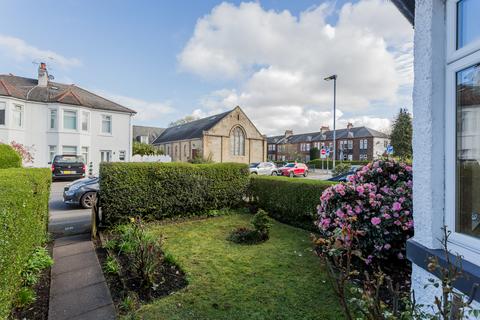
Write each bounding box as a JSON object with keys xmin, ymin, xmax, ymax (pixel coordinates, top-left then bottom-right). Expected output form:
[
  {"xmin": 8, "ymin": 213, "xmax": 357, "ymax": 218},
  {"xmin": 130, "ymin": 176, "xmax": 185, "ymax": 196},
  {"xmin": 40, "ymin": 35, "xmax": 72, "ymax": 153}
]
[
  {"xmin": 390, "ymin": 108, "xmax": 412, "ymax": 159},
  {"xmin": 310, "ymin": 147, "xmax": 320, "ymax": 161},
  {"xmin": 168, "ymin": 115, "xmax": 199, "ymax": 127},
  {"xmin": 132, "ymin": 142, "xmax": 162, "ymax": 156}
]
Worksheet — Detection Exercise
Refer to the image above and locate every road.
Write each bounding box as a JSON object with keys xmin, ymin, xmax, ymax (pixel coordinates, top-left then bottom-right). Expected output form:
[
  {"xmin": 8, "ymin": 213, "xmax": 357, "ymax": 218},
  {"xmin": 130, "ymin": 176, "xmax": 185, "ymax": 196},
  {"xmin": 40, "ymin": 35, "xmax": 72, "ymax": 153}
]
[{"xmin": 48, "ymin": 181, "xmax": 91, "ymax": 238}]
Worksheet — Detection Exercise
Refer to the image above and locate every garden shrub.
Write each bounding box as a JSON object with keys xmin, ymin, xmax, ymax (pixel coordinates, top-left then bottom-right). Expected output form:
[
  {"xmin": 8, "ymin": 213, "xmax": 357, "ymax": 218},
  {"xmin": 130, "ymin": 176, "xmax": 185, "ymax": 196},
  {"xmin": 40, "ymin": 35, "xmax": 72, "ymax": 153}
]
[
  {"xmin": 0, "ymin": 144, "xmax": 21, "ymax": 169},
  {"xmin": 228, "ymin": 210, "xmax": 271, "ymax": 244},
  {"xmin": 317, "ymin": 159, "xmax": 413, "ymax": 263},
  {"xmin": 0, "ymin": 168, "xmax": 51, "ymax": 318},
  {"xmin": 249, "ymin": 176, "xmax": 336, "ymax": 230},
  {"xmin": 99, "ymin": 162, "xmax": 249, "ymax": 225},
  {"xmin": 307, "ymin": 159, "xmax": 369, "ymax": 170},
  {"xmin": 331, "ymin": 162, "xmax": 351, "ymax": 176}
]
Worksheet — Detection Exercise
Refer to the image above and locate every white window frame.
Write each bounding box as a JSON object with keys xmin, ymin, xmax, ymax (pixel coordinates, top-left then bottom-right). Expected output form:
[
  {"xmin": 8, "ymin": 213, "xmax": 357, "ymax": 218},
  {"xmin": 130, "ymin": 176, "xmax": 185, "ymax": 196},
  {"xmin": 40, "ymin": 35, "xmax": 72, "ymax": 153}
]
[
  {"xmin": 81, "ymin": 111, "xmax": 90, "ymax": 132},
  {"xmin": 140, "ymin": 135, "xmax": 148, "ymax": 144},
  {"xmin": 101, "ymin": 114, "xmax": 112, "ymax": 134},
  {"xmin": 119, "ymin": 150, "xmax": 126, "ymax": 161},
  {"xmin": 48, "ymin": 145, "xmax": 57, "ymax": 163},
  {"xmin": 0, "ymin": 101, "xmax": 6, "ymax": 126},
  {"xmin": 445, "ymin": 0, "xmax": 480, "ymax": 264},
  {"xmin": 63, "ymin": 109, "xmax": 78, "ymax": 131},
  {"xmin": 49, "ymin": 108, "xmax": 57, "ymax": 130},
  {"xmin": 62, "ymin": 145, "xmax": 77, "ymax": 155},
  {"xmin": 13, "ymin": 104, "xmax": 23, "ymax": 128},
  {"xmin": 81, "ymin": 146, "xmax": 89, "ymax": 164}
]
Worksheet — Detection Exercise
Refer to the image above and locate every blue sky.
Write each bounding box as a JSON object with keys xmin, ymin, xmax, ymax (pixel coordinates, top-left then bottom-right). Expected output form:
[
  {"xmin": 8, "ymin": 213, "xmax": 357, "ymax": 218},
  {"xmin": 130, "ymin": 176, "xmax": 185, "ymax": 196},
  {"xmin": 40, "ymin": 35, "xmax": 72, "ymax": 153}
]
[{"xmin": 0, "ymin": 0, "xmax": 412, "ymax": 135}]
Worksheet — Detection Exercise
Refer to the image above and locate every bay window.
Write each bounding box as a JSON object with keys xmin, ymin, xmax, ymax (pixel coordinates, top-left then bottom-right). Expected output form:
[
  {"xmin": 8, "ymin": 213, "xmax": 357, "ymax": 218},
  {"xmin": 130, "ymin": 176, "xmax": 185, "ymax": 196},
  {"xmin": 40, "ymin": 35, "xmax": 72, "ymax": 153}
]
[
  {"xmin": 63, "ymin": 110, "xmax": 77, "ymax": 130},
  {"xmin": 445, "ymin": 0, "xmax": 480, "ymax": 260}
]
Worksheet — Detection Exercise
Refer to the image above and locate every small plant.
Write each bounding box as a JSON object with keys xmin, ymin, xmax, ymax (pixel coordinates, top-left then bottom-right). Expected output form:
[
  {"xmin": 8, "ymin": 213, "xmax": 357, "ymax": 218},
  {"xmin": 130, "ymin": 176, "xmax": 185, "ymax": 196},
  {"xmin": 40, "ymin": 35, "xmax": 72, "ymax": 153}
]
[
  {"xmin": 14, "ymin": 287, "xmax": 36, "ymax": 308},
  {"xmin": 104, "ymin": 255, "xmax": 120, "ymax": 274},
  {"xmin": 332, "ymin": 162, "xmax": 351, "ymax": 176},
  {"xmin": 228, "ymin": 210, "xmax": 271, "ymax": 244},
  {"xmin": 119, "ymin": 292, "xmax": 140, "ymax": 313},
  {"xmin": 21, "ymin": 247, "xmax": 53, "ymax": 286}
]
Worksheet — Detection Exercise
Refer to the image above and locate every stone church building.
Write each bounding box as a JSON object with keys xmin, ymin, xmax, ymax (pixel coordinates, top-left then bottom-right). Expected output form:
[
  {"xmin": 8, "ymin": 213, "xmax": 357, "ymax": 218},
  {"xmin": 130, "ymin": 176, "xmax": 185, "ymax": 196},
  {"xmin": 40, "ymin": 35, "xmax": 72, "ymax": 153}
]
[{"xmin": 152, "ymin": 106, "xmax": 266, "ymax": 164}]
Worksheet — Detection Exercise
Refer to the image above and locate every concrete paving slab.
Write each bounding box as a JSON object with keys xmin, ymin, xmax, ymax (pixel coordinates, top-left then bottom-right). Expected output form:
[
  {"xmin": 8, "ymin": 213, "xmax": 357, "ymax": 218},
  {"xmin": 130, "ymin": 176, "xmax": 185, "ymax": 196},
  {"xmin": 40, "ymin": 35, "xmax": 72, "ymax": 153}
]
[
  {"xmin": 50, "ymin": 265, "xmax": 105, "ymax": 296},
  {"xmin": 54, "ymin": 233, "xmax": 90, "ymax": 247},
  {"xmin": 53, "ymin": 240, "xmax": 93, "ymax": 258},
  {"xmin": 51, "ymin": 250, "xmax": 99, "ymax": 276},
  {"xmin": 69, "ymin": 304, "xmax": 116, "ymax": 320},
  {"xmin": 49, "ymin": 282, "xmax": 113, "ymax": 320}
]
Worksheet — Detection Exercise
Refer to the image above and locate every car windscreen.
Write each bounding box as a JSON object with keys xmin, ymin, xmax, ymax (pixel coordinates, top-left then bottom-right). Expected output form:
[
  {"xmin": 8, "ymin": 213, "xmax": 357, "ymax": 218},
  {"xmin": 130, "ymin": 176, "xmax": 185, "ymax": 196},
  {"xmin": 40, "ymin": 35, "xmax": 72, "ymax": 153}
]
[
  {"xmin": 54, "ymin": 155, "xmax": 84, "ymax": 163},
  {"xmin": 285, "ymin": 163, "xmax": 295, "ymax": 167},
  {"xmin": 249, "ymin": 163, "xmax": 260, "ymax": 168}
]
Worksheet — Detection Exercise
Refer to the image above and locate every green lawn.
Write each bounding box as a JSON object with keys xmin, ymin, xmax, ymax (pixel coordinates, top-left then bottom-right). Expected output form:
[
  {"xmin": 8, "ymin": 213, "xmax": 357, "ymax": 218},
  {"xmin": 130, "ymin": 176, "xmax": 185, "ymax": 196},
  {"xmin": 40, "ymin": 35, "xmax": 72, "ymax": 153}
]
[{"xmin": 136, "ymin": 213, "xmax": 343, "ymax": 320}]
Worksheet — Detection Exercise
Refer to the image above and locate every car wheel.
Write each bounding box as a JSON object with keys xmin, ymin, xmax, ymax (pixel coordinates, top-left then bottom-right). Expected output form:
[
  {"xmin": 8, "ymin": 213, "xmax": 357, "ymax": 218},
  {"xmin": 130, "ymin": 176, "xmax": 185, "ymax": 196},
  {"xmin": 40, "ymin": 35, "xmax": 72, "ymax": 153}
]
[
  {"xmin": 271, "ymin": 171, "xmax": 277, "ymax": 176},
  {"xmin": 289, "ymin": 172, "xmax": 294, "ymax": 178},
  {"xmin": 80, "ymin": 192, "xmax": 96, "ymax": 209},
  {"xmin": 303, "ymin": 170, "xmax": 308, "ymax": 177}
]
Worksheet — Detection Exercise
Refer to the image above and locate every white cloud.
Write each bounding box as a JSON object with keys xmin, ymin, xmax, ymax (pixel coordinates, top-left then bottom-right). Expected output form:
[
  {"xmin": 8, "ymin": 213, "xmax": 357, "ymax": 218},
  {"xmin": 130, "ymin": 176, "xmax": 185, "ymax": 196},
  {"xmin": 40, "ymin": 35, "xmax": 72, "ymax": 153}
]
[
  {"xmin": 179, "ymin": 0, "xmax": 413, "ymax": 135},
  {"xmin": 0, "ymin": 34, "xmax": 81, "ymax": 69},
  {"xmin": 96, "ymin": 90, "xmax": 174, "ymax": 124}
]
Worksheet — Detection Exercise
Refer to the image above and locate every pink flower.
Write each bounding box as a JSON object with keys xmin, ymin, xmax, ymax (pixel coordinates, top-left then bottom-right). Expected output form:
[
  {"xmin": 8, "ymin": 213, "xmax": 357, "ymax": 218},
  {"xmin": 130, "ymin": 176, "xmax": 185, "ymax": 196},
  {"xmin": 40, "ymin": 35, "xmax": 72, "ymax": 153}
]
[
  {"xmin": 354, "ymin": 206, "xmax": 362, "ymax": 214},
  {"xmin": 371, "ymin": 217, "xmax": 381, "ymax": 226},
  {"xmin": 336, "ymin": 209, "xmax": 345, "ymax": 219},
  {"xmin": 392, "ymin": 202, "xmax": 402, "ymax": 211},
  {"xmin": 384, "ymin": 244, "xmax": 391, "ymax": 250},
  {"xmin": 356, "ymin": 186, "xmax": 365, "ymax": 195},
  {"xmin": 383, "ymin": 213, "xmax": 391, "ymax": 219},
  {"xmin": 376, "ymin": 168, "xmax": 383, "ymax": 173},
  {"xmin": 320, "ymin": 218, "xmax": 331, "ymax": 229},
  {"xmin": 394, "ymin": 220, "xmax": 402, "ymax": 226},
  {"xmin": 390, "ymin": 174, "xmax": 398, "ymax": 181},
  {"xmin": 397, "ymin": 253, "xmax": 404, "ymax": 259},
  {"xmin": 335, "ymin": 183, "xmax": 346, "ymax": 196}
]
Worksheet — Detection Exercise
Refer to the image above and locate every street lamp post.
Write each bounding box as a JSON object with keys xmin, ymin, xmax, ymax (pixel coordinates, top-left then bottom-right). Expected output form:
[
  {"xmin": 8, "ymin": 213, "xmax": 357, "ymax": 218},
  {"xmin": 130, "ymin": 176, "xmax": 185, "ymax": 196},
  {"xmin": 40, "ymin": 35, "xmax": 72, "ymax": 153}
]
[{"xmin": 324, "ymin": 74, "xmax": 337, "ymax": 171}]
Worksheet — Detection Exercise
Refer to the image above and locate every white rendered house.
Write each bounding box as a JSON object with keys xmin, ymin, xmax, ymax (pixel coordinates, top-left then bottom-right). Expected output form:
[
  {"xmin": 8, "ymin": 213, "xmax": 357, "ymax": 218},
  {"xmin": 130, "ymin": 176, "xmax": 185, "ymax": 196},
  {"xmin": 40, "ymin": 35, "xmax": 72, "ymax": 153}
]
[
  {"xmin": 0, "ymin": 63, "xmax": 136, "ymax": 174},
  {"xmin": 393, "ymin": 0, "xmax": 480, "ymax": 311}
]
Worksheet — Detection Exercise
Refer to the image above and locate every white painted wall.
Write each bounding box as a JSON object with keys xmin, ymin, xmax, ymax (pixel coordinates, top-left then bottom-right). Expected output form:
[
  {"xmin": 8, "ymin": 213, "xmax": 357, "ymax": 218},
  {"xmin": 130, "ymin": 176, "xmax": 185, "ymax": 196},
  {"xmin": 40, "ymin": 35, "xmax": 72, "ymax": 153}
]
[{"xmin": 0, "ymin": 96, "xmax": 133, "ymax": 174}]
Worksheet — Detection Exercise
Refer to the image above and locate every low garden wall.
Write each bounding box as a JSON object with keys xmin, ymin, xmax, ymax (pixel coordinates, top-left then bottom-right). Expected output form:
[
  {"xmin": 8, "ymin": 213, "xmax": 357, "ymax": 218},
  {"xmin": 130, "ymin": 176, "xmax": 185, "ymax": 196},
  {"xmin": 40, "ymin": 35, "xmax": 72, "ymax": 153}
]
[
  {"xmin": 249, "ymin": 176, "xmax": 335, "ymax": 230},
  {"xmin": 99, "ymin": 162, "xmax": 250, "ymax": 225},
  {"xmin": 0, "ymin": 167, "xmax": 51, "ymax": 318}
]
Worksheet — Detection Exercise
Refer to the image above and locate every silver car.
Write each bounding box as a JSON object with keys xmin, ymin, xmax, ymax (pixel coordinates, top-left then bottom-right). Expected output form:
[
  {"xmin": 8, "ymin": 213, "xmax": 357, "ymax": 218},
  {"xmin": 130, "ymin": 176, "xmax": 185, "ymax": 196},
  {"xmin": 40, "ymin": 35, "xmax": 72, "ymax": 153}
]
[{"xmin": 249, "ymin": 162, "xmax": 279, "ymax": 176}]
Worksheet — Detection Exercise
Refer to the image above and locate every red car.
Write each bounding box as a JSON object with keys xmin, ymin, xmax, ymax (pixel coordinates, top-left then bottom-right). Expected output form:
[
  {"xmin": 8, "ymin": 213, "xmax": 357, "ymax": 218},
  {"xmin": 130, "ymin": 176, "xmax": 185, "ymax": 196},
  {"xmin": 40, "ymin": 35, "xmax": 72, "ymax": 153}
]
[{"xmin": 279, "ymin": 162, "xmax": 309, "ymax": 177}]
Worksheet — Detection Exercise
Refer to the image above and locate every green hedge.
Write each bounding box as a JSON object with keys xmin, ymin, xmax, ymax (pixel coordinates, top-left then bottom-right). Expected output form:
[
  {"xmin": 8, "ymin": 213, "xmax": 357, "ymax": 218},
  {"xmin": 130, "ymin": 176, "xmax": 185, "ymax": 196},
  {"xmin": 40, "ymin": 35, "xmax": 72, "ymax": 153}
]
[
  {"xmin": 307, "ymin": 159, "xmax": 369, "ymax": 170},
  {"xmin": 0, "ymin": 168, "xmax": 51, "ymax": 318},
  {"xmin": 99, "ymin": 162, "xmax": 250, "ymax": 225},
  {"xmin": 249, "ymin": 176, "xmax": 336, "ymax": 230},
  {"xmin": 0, "ymin": 144, "xmax": 21, "ymax": 169}
]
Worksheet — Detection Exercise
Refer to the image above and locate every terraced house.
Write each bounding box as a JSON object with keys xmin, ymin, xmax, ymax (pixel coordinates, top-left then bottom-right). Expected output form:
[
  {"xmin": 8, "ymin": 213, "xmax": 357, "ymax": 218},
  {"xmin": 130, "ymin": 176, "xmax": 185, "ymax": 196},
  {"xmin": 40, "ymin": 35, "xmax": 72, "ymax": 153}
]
[
  {"xmin": 152, "ymin": 106, "xmax": 266, "ymax": 163},
  {"xmin": 267, "ymin": 123, "xmax": 389, "ymax": 162},
  {"xmin": 0, "ymin": 63, "xmax": 136, "ymax": 173}
]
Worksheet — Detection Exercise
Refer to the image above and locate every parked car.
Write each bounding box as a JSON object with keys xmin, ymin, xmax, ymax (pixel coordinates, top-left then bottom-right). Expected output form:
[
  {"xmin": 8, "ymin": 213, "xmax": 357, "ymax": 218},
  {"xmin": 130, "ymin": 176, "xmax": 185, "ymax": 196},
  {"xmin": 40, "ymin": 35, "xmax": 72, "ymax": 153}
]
[
  {"xmin": 63, "ymin": 176, "xmax": 99, "ymax": 208},
  {"xmin": 249, "ymin": 162, "xmax": 279, "ymax": 175},
  {"xmin": 279, "ymin": 162, "xmax": 309, "ymax": 177},
  {"xmin": 51, "ymin": 155, "xmax": 86, "ymax": 181},
  {"xmin": 328, "ymin": 165, "xmax": 363, "ymax": 182}
]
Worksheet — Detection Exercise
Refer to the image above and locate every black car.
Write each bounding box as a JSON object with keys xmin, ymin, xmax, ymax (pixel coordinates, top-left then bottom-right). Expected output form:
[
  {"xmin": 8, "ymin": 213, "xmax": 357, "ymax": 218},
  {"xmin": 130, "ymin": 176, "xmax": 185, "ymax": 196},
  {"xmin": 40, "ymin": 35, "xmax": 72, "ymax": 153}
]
[
  {"xmin": 63, "ymin": 177, "xmax": 99, "ymax": 208},
  {"xmin": 51, "ymin": 155, "xmax": 86, "ymax": 180},
  {"xmin": 328, "ymin": 165, "xmax": 363, "ymax": 182}
]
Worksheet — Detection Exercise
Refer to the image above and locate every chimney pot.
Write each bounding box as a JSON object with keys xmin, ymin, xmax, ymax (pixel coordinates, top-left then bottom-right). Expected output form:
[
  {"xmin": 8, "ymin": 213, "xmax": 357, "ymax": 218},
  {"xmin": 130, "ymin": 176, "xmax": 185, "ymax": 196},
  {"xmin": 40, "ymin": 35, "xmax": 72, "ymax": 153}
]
[
  {"xmin": 284, "ymin": 130, "xmax": 293, "ymax": 137},
  {"xmin": 37, "ymin": 62, "xmax": 48, "ymax": 87}
]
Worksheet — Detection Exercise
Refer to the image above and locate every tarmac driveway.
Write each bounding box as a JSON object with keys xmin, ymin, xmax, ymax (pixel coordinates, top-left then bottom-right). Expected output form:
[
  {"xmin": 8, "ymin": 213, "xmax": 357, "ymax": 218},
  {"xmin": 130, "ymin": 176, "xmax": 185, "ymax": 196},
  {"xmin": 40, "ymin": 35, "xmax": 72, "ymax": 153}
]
[{"xmin": 48, "ymin": 181, "xmax": 91, "ymax": 238}]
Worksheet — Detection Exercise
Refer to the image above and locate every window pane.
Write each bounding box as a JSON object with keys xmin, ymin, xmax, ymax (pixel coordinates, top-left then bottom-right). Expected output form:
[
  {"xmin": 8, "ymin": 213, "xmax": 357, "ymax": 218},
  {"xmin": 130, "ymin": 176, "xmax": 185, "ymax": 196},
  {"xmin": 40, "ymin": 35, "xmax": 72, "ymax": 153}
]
[
  {"xmin": 102, "ymin": 115, "xmax": 111, "ymax": 133},
  {"xmin": 13, "ymin": 105, "xmax": 22, "ymax": 127},
  {"xmin": 82, "ymin": 112, "xmax": 89, "ymax": 131},
  {"xmin": 457, "ymin": 0, "xmax": 480, "ymax": 49},
  {"xmin": 456, "ymin": 63, "xmax": 480, "ymax": 238},
  {"xmin": 64, "ymin": 111, "xmax": 77, "ymax": 130},
  {"xmin": 63, "ymin": 145, "xmax": 77, "ymax": 155},
  {"xmin": 50, "ymin": 109, "xmax": 57, "ymax": 129}
]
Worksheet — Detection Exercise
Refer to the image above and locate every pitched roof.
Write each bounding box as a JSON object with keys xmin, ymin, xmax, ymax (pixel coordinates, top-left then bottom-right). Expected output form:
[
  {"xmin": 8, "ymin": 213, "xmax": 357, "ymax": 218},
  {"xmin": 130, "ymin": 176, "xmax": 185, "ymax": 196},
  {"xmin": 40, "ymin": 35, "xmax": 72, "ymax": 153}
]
[
  {"xmin": 0, "ymin": 74, "xmax": 136, "ymax": 114},
  {"xmin": 133, "ymin": 125, "xmax": 165, "ymax": 143},
  {"xmin": 152, "ymin": 110, "xmax": 231, "ymax": 144},
  {"xmin": 391, "ymin": 0, "xmax": 415, "ymax": 25},
  {"xmin": 271, "ymin": 126, "xmax": 389, "ymax": 144}
]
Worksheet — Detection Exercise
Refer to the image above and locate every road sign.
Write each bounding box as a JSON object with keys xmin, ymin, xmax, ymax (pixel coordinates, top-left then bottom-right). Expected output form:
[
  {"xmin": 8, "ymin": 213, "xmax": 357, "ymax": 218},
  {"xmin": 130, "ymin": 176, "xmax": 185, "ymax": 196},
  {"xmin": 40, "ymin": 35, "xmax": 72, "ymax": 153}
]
[
  {"xmin": 386, "ymin": 145, "xmax": 394, "ymax": 155},
  {"xmin": 326, "ymin": 148, "xmax": 330, "ymax": 156},
  {"xmin": 321, "ymin": 149, "xmax": 326, "ymax": 155}
]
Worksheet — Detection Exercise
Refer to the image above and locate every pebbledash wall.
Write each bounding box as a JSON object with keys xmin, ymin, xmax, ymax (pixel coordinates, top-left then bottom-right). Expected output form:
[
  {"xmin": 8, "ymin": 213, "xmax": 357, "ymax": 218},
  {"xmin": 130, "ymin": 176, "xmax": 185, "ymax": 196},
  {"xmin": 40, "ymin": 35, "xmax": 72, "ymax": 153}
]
[
  {"xmin": 0, "ymin": 96, "xmax": 133, "ymax": 174},
  {"xmin": 408, "ymin": 0, "xmax": 480, "ymax": 312}
]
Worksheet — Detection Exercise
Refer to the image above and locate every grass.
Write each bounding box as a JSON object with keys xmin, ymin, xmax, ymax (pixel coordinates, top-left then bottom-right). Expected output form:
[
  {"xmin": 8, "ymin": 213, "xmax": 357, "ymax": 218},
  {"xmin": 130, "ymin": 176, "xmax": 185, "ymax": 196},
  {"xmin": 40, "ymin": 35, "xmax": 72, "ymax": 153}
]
[{"xmin": 136, "ymin": 213, "xmax": 343, "ymax": 320}]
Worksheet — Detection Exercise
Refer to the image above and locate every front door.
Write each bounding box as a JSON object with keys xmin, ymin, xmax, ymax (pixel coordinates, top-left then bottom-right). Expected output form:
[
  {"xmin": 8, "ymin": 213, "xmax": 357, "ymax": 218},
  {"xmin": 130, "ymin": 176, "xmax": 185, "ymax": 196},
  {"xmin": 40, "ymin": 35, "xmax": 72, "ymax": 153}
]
[{"xmin": 100, "ymin": 150, "xmax": 112, "ymax": 162}]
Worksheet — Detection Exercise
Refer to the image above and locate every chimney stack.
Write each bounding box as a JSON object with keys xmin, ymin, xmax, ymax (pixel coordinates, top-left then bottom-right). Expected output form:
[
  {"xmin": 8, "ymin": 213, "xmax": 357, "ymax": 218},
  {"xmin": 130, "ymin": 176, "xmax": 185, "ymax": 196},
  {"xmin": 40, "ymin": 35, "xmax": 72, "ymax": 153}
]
[
  {"xmin": 320, "ymin": 126, "xmax": 330, "ymax": 134},
  {"xmin": 347, "ymin": 122, "xmax": 353, "ymax": 130},
  {"xmin": 284, "ymin": 129, "xmax": 293, "ymax": 137},
  {"xmin": 38, "ymin": 62, "xmax": 48, "ymax": 87}
]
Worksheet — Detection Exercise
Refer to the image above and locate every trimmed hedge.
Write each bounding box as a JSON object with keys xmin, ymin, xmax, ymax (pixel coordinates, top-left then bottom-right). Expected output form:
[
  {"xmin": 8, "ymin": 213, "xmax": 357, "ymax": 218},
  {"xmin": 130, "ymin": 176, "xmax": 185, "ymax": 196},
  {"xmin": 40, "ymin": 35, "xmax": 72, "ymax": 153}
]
[
  {"xmin": 0, "ymin": 144, "xmax": 21, "ymax": 169},
  {"xmin": 99, "ymin": 162, "xmax": 250, "ymax": 225},
  {"xmin": 249, "ymin": 176, "xmax": 336, "ymax": 230},
  {"xmin": 307, "ymin": 159, "xmax": 369, "ymax": 170},
  {"xmin": 0, "ymin": 168, "xmax": 51, "ymax": 318}
]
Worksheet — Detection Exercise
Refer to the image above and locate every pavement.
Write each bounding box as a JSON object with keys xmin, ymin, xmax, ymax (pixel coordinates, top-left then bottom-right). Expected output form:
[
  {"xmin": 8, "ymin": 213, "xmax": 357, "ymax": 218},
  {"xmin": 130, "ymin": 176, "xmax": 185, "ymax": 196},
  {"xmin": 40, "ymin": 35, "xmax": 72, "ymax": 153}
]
[
  {"xmin": 48, "ymin": 182, "xmax": 116, "ymax": 320},
  {"xmin": 48, "ymin": 181, "xmax": 91, "ymax": 238}
]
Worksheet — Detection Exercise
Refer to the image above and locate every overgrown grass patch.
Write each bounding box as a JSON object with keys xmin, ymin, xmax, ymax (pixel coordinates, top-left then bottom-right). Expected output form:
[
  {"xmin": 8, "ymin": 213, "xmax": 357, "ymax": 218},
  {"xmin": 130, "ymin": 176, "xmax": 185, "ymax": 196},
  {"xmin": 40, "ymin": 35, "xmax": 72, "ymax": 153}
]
[{"xmin": 136, "ymin": 213, "xmax": 343, "ymax": 320}]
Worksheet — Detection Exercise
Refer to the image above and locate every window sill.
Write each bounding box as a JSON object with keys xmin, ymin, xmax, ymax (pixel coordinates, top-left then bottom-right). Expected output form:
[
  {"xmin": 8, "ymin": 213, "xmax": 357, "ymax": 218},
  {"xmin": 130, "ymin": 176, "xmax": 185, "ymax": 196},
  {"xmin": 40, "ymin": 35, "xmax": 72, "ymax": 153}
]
[{"xmin": 407, "ymin": 239, "xmax": 480, "ymax": 302}]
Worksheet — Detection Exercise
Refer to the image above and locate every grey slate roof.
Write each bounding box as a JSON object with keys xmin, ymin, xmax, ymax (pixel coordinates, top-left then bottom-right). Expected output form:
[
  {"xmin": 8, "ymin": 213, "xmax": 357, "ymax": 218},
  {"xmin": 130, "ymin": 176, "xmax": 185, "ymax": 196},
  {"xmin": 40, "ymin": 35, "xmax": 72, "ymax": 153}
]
[
  {"xmin": 0, "ymin": 74, "xmax": 136, "ymax": 114},
  {"xmin": 152, "ymin": 110, "xmax": 231, "ymax": 144},
  {"xmin": 133, "ymin": 125, "xmax": 165, "ymax": 144},
  {"xmin": 391, "ymin": 0, "xmax": 414, "ymax": 25},
  {"xmin": 271, "ymin": 126, "xmax": 388, "ymax": 145}
]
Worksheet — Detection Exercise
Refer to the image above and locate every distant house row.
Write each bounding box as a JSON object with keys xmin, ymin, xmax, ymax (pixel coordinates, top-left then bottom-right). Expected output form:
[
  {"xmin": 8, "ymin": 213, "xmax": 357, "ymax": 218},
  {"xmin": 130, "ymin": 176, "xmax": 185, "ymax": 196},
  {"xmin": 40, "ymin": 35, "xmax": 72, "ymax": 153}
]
[{"xmin": 267, "ymin": 124, "xmax": 389, "ymax": 162}]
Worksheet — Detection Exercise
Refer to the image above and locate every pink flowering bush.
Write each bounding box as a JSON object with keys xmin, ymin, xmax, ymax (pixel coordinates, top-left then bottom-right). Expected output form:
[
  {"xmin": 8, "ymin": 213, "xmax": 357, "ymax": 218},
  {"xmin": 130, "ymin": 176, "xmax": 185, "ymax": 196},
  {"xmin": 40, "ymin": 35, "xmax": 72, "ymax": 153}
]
[
  {"xmin": 10, "ymin": 141, "xmax": 34, "ymax": 164},
  {"xmin": 317, "ymin": 159, "xmax": 413, "ymax": 263}
]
